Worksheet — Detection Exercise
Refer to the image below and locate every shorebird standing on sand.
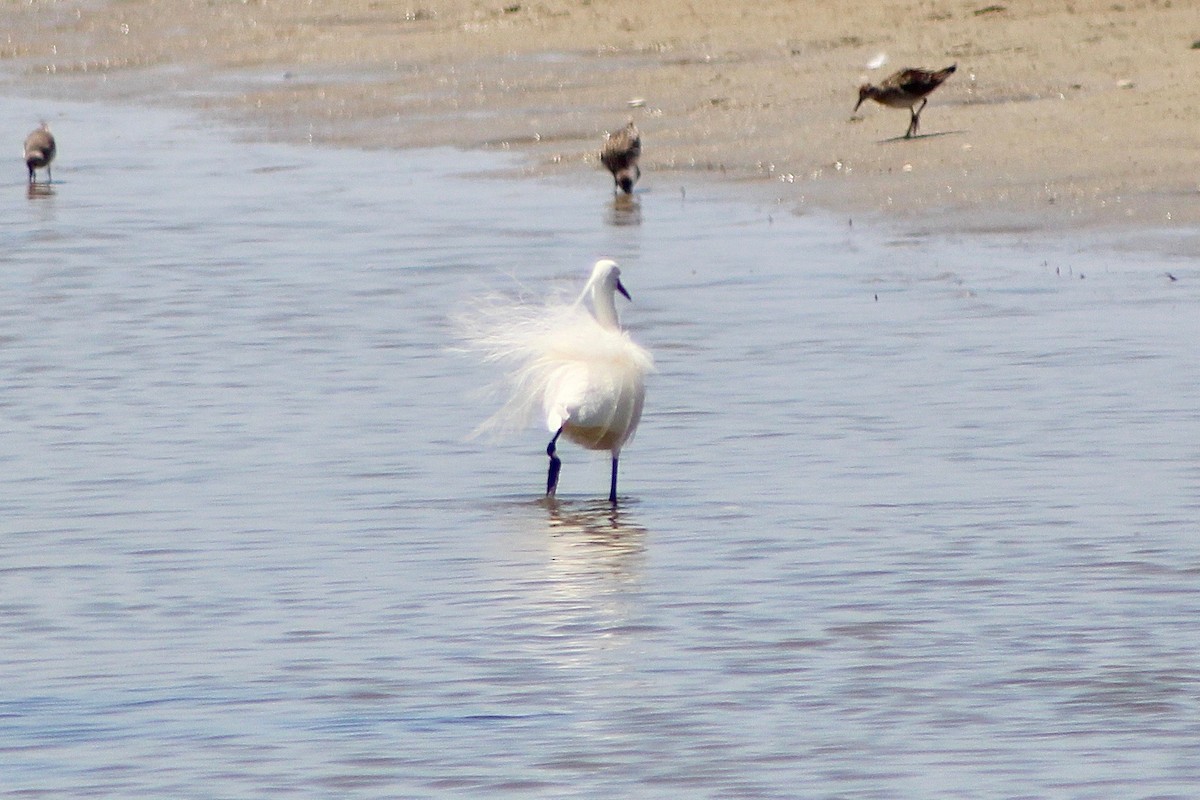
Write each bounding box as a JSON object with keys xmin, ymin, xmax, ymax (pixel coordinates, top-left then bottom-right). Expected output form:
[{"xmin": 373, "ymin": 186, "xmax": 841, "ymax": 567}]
[
  {"xmin": 24, "ymin": 122, "xmax": 56, "ymax": 184},
  {"xmin": 600, "ymin": 121, "xmax": 641, "ymax": 194},
  {"xmin": 854, "ymin": 64, "xmax": 956, "ymax": 138}
]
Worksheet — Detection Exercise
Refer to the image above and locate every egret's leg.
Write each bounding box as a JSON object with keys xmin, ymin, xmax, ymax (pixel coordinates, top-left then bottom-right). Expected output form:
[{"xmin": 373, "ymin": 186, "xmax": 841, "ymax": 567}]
[
  {"xmin": 546, "ymin": 427, "xmax": 564, "ymax": 496},
  {"xmin": 608, "ymin": 456, "xmax": 619, "ymax": 504}
]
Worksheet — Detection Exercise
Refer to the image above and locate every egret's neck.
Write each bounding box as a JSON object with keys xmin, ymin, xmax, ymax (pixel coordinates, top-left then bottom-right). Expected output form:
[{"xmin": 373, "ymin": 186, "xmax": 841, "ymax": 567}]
[{"xmin": 589, "ymin": 285, "xmax": 621, "ymax": 330}]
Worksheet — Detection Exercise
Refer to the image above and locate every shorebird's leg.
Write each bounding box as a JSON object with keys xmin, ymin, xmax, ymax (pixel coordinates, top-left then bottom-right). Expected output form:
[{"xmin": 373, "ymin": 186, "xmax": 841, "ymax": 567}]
[
  {"xmin": 546, "ymin": 427, "xmax": 564, "ymax": 496},
  {"xmin": 608, "ymin": 457, "xmax": 619, "ymax": 504},
  {"xmin": 907, "ymin": 98, "xmax": 928, "ymax": 138},
  {"xmin": 27, "ymin": 166, "xmax": 34, "ymax": 184}
]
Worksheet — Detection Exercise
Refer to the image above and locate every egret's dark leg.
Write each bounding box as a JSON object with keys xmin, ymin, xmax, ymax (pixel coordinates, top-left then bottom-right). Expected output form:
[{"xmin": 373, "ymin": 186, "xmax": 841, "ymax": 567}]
[
  {"xmin": 608, "ymin": 456, "xmax": 619, "ymax": 504},
  {"xmin": 546, "ymin": 427, "xmax": 564, "ymax": 496}
]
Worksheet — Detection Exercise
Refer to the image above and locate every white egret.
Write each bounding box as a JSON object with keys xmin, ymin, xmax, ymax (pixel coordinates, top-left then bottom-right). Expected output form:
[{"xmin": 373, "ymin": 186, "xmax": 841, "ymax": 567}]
[
  {"xmin": 24, "ymin": 122, "xmax": 56, "ymax": 184},
  {"xmin": 461, "ymin": 259, "xmax": 653, "ymax": 503}
]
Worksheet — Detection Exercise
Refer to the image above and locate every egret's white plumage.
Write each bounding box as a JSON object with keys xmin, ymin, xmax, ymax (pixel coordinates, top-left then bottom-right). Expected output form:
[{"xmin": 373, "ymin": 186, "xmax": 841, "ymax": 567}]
[{"xmin": 460, "ymin": 259, "xmax": 653, "ymax": 502}]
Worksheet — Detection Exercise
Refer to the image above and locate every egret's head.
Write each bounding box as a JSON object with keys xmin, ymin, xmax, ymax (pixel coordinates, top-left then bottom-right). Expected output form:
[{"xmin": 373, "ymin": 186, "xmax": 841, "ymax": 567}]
[
  {"xmin": 589, "ymin": 259, "xmax": 630, "ymax": 301},
  {"xmin": 583, "ymin": 259, "xmax": 630, "ymax": 330}
]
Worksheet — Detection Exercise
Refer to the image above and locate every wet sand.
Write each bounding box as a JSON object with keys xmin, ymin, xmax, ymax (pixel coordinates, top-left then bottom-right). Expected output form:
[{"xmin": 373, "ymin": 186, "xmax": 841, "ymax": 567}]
[{"xmin": 4, "ymin": 0, "xmax": 1199, "ymax": 232}]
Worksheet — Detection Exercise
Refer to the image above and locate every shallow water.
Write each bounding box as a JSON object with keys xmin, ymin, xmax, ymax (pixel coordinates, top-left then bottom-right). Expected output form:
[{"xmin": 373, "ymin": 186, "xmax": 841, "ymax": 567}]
[{"xmin": 2, "ymin": 96, "xmax": 1199, "ymax": 798}]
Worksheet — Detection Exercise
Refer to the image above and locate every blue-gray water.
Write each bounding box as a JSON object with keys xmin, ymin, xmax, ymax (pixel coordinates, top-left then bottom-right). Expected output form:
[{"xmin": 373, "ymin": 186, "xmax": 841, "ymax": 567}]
[{"xmin": 3, "ymin": 97, "xmax": 1199, "ymax": 798}]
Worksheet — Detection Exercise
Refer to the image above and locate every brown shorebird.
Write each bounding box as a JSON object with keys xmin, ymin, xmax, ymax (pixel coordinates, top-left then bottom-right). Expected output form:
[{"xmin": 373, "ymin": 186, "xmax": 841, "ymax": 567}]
[
  {"xmin": 854, "ymin": 64, "xmax": 956, "ymax": 138},
  {"xmin": 24, "ymin": 122, "xmax": 56, "ymax": 184},
  {"xmin": 599, "ymin": 121, "xmax": 641, "ymax": 194}
]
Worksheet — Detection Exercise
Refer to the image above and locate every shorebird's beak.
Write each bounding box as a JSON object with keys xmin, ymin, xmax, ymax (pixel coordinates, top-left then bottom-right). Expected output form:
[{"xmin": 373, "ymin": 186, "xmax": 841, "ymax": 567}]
[
  {"xmin": 853, "ymin": 87, "xmax": 869, "ymax": 113},
  {"xmin": 616, "ymin": 278, "xmax": 631, "ymax": 301}
]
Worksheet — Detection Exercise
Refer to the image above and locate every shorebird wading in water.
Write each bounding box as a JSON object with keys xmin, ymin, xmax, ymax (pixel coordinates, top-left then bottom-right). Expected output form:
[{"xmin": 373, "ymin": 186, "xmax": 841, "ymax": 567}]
[
  {"xmin": 600, "ymin": 121, "xmax": 641, "ymax": 194},
  {"xmin": 24, "ymin": 122, "xmax": 56, "ymax": 184},
  {"xmin": 854, "ymin": 64, "xmax": 956, "ymax": 138},
  {"xmin": 461, "ymin": 259, "xmax": 652, "ymax": 503}
]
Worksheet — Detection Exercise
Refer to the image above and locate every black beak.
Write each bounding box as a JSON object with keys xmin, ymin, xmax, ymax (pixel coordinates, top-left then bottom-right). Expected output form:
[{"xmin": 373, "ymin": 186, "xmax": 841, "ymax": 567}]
[
  {"xmin": 616, "ymin": 278, "xmax": 631, "ymax": 301},
  {"xmin": 853, "ymin": 97, "xmax": 865, "ymax": 113}
]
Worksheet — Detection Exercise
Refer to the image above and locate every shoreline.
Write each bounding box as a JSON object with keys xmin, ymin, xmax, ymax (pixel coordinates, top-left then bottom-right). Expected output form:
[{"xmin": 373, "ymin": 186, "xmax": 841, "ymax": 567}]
[{"xmin": 4, "ymin": 0, "xmax": 1199, "ymax": 237}]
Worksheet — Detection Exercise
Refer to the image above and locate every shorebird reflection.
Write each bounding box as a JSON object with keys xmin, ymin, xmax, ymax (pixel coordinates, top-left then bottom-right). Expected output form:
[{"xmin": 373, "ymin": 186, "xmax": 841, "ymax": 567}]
[{"xmin": 606, "ymin": 193, "xmax": 642, "ymax": 227}]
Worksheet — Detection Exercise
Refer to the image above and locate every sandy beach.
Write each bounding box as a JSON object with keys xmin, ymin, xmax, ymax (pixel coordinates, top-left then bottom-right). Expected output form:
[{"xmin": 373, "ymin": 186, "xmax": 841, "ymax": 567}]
[{"xmin": 4, "ymin": 0, "xmax": 1199, "ymax": 232}]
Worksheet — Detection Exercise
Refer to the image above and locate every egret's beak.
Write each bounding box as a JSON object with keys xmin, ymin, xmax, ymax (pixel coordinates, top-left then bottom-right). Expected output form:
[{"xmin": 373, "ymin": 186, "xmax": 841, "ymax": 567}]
[{"xmin": 616, "ymin": 279, "xmax": 631, "ymax": 301}]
